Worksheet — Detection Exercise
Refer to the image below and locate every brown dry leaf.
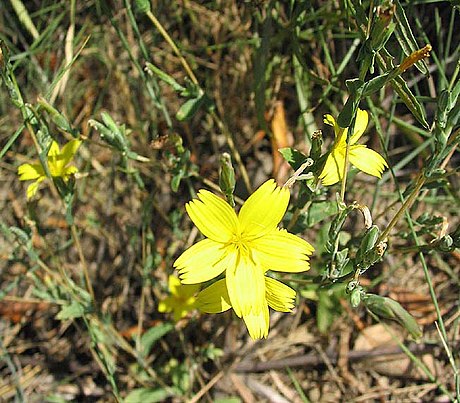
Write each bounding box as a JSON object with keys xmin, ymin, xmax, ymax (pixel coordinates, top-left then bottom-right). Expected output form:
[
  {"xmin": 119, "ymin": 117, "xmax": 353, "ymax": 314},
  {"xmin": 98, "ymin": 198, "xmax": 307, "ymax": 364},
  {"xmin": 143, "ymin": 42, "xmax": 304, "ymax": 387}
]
[
  {"xmin": 243, "ymin": 129, "xmax": 267, "ymax": 153},
  {"xmin": 0, "ymin": 299, "xmax": 51, "ymax": 323},
  {"xmin": 354, "ymin": 324, "xmax": 436, "ymax": 379},
  {"xmin": 286, "ymin": 322, "xmax": 316, "ymax": 345},
  {"xmin": 229, "ymin": 373, "xmax": 256, "ymax": 403},
  {"xmin": 271, "ymin": 101, "xmax": 293, "ymax": 183}
]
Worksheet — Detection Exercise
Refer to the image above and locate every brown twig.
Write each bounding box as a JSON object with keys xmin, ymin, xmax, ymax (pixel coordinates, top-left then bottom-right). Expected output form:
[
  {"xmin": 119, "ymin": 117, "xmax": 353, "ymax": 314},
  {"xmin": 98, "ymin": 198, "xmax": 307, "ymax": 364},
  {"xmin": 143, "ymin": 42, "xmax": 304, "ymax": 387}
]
[{"xmin": 234, "ymin": 342, "xmax": 453, "ymax": 373}]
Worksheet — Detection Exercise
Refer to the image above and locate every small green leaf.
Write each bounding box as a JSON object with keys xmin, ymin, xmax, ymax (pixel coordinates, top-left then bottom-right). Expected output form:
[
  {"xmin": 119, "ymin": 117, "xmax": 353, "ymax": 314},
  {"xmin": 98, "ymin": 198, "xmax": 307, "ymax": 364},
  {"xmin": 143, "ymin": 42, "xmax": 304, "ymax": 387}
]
[
  {"xmin": 316, "ymin": 284, "xmax": 346, "ymax": 333},
  {"xmin": 214, "ymin": 398, "xmax": 242, "ymax": 403},
  {"xmin": 278, "ymin": 147, "xmax": 308, "ymax": 170},
  {"xmin": 176, "ymin": 95, "xmax": 205, "ymax": 121},
  {"xmin": 393, "ymin": 0, "xmax": 429, "ymax": 75},
  {"xmin": 391, "ymin": 76, "xmax": 429, "ymax": 128},
  {"xmin": 317, "ymin": 290, "xmax": 335, "ymax": 333},
  {"xmin": 140, "ymin": 323, "xmax": 174, "ymax": 358},
  {"xmin": 355, "ymin": 225, "xmax": 380, "ymax": 262},
  {"xmin": 362, "ymin": 72, "xmax": 392, "ymax": 96},
  {"xmin": 45, "ymin": 394, "xmax": 68, "ymax": 403},
  {"xmin": 337, "ymin": 78, "xmax": 364, "ymax": 128},
  {"xmin": 364, "ymin": 294, "xmax": 422, "ymax": 339},
  {"xmin": 56, "ymin": 301, "xmax": 85, "ymax": 320},
  {"xmin": 125, "ymin": 388, "xmax": 175, "ymax": 403},
  {"xmin": 307, "ymin": 201, "xmax": 339, "ymax": 227},
  {"xmin": 145, "ymin": 62, "xmax": 186, "ymax": 93}
]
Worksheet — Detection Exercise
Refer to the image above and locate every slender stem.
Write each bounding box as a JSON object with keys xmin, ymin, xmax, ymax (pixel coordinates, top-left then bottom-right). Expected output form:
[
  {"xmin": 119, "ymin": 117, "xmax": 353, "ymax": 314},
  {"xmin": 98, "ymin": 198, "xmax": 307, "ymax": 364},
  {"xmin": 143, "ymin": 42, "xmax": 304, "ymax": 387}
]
[
  {"xmin": 71, "ymin": 224, "xmax": 95, "ymax": 301},
  {"xmin": 146, "ymin": 10, "xmax": 198, "ymax": 85},
  {"xmin": 144, "ymin": 9, "xmax": 251, "ymax": 193},
  {"xmin": 136, "ymin": 226, "xmax": 147, "ymax": 353},
  {"xmin": 339, "ymin": 148, "xmax": 349, "ymax": 202},
  {"xmin": 407, "ymin": 216, "xmax": 449, "ymax": 345},
  {"xmin": 211, "ymin": 111, "xmax": 252, "ymax": 193},
  {"xmin": 378, "ymin": 172, "xmax": 425, "ymax": 242}
]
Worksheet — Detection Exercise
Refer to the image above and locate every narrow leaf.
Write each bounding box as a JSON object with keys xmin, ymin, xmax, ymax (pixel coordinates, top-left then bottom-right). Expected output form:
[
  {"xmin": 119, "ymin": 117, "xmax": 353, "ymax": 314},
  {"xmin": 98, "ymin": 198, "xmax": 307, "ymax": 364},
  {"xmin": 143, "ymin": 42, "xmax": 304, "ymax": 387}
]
[{"xmin": 393, "ymin": 0, "xmax": 429, "ymax": 75}]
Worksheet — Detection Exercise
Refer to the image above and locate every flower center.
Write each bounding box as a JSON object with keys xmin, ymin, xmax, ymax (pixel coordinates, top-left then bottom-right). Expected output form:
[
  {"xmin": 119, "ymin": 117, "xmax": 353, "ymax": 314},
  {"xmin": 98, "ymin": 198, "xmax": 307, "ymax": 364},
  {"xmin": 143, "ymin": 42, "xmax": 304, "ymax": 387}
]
[{"xmin": 229, "ymin": 233, "xmax": 254, "ymax": 259}]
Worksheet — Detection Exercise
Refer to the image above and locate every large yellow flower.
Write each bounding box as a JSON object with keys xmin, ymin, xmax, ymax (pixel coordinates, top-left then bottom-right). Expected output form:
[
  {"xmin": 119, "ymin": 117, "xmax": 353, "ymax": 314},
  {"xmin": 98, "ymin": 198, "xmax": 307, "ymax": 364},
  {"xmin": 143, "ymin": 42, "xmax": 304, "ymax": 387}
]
[
  {"xmin": 174, "ymin": 179, "xmax": 314, "ymax": 339},
  {"xmin": 319, "ymin": 109, "xmax": 388, "ymax": 186},
  {"xmin": 18, "ymin": 139, "xmax": 81, "ymax": 199}
]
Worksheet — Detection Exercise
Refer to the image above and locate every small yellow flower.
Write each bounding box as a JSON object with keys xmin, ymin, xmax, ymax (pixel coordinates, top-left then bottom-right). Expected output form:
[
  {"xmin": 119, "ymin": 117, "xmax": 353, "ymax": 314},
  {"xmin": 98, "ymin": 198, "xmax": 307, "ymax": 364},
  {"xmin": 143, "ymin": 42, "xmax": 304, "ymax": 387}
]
[
  {"xmin": 319, "ymin": 109, "xmax": 388, "ymax": 186},
  {"xmin": 18, "ymin": 139, "xmax": 81, "ymax": 199},
  {"xmin": 174, "ymin": 179, "xmax": 314, "ymax": 339},
  {"xmin": 158, "ymin": 275, "xmax": 200, "ymax": 322}
]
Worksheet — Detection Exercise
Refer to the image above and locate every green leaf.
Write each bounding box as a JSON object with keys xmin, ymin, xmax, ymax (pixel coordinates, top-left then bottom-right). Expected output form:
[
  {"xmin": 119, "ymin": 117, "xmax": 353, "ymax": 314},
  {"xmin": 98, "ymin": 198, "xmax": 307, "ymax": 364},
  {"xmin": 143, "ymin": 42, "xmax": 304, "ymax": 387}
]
[
  {"xmin": 125, "ymin": 388, "xmax": 175, "ymax": 403},
  {"xmin": 140, "ymin": 323, "xmax": 174, "ymax": 358},
  {"xmin": 364, "ymin": 294, "xmax": 422, "ymax": 339},
  {"xmin": 393, "ymin": 0, "xmax": 428, "ymax": 75},
  {"xmin": 391, "ymin": 75, "xmax": 429, "ymax": 129},
  {"xmin": 278, "ymin": 147, "xmax": 308, "ymax": 170},
  {"xmin": 176, "ymin": 95, "xmax": 206, "ymax": 121},
  {"xmin": 307, "ymin": 201, "xmax": 339, "ymax": 227},
  {"xmin": 56, "ymin": 300, "xmax": 85, "ymax": 320},
  {"xmin": 145, "ymin": 62, "xmax": 185, "ymax": 93},
  {"xmin": 316, "ymin": 283, "xmax": 347, "ymax": 333},
  {"xmin": 337, "ymin": 78, "xmax": 364, "ymax": 128},
  {"xmin": 362, "ymin": 72, "xmax": 392, "ymax": 96},
  {"xmin": 45, "ymin": 394, "xmax": 68, "ymax": 403}
]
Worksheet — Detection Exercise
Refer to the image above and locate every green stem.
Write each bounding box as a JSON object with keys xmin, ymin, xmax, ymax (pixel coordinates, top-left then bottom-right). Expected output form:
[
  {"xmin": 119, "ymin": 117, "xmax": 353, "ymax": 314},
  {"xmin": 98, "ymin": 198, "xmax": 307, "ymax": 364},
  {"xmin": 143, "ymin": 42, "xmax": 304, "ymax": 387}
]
[{"xmin": 145, "ymin": 10, "xmax": 198, "ymax": 85}]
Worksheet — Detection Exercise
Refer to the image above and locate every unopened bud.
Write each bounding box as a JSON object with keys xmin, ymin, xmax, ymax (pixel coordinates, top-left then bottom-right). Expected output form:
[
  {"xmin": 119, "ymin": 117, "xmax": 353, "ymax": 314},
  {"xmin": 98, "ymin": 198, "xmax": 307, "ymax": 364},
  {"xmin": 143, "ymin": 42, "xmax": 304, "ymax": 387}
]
[
  {"xmin": 364, "ymin": 294, "xmax": 422, "ymax": 339},
  {"xmin": 219, "ymin": 153, "xmax": 236, "ymax": 207},
  {"xmin": 399, "ymin": 45, "xmax": 432, "ymax": 73}
]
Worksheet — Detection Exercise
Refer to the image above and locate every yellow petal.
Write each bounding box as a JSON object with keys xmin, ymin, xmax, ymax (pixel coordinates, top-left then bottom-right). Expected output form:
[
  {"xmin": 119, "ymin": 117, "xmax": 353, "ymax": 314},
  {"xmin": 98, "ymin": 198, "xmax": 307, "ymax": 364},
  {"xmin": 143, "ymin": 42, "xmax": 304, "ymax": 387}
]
[
  {"xmin": 243, "ymin": 306, "xmax": 269, "ymax": 339},
  {"xmin": 47, "ymin": 141, "xmax": 60, "ymax": 157},
  {"xmin": 181, "ymin": 284, "xmax": 201, "ymax": 299},
  {"xmin": 349, "ymin": 145, "xmax": 388, "ymax": 178},
  {"xmin": 18, "ymin": 163, "xmax": 44, "ymax": 181},
  {"xmin": 174, "ymin": 239, "xmax": 229, "ymax": 284},
  {"xmin": 349, "ymin": 109, "xmax": 369, "ymax": 145},
  {"xmin": 324, "ymin": 113, "xmax": 346, "ymax": 143},
  {"xmin": 265, "ymin": 277, "xmax": 296, "ymax": 312},
  {"xmin": 60, "ymin": 139, "xmax": 81, "ymax": 166},
  {"xmin": 196, "ymin": 279, "xmax": 232, "ymax": 313},
  {"xmin": 319, "ymin": 149, "xmax": 345, "ymax": 186},
  {"xmin": 168, "ymin": 275, "xmax": 182, "ymax": 296},
  {"xmin": 172, "ymin": 305, "xmax": 191, "ymax": 322},
  {"xmin": 26, "ymin": 177, "xmax": 45, "ymax": 199},
  {"xmin": 170, "ymin": 275, "xmax": 200, "ymax": 298},
  {"xmin": 323, "ymin": 114, "xmax": 336, "ymax": 127},
  {"xmin": 226, "ymin": 253, "xmax": 265, "ymax": 317},
  {"xmin": 63, "ymin": 165, "xmax": 79, "ymax": 179},
  {"xmin": 186, "ymin": 190, "xmax": 238, "ymax": 242},
  {"xmin": 173, "ymin": 296, "xmax": 196, "ymax": 321},
  {"xmin": 158, "ymin": 297, "xmax": 173, "ymax": 313},
  {"xmin": 326, "ymin": 109, "xmax": 368, "ymax": 146},
  {"xmin": 238, "ymin": 179, "xmax": 289, "ymax": 238},
  {"xmin": 252, "ymin": 228, "xmax": 313, "ymax": 272}
]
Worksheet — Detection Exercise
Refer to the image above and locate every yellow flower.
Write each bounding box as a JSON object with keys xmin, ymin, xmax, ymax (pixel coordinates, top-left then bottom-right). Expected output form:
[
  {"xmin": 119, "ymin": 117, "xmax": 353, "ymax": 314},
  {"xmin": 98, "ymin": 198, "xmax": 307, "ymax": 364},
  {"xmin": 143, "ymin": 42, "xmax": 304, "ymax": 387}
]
[
  {"xmin": 18, "ymin": 139, "xmax": 81, "ymax": 199},
  {"xmin": 158, "ymin": 275, "xmax": 200, "ymax": 321},
  {"xmin": 174, "ymin": 179, "xmax": 314, "ymax": 339},
  {"xmin": 319, "ymin": 109, "xmax": 388, "ymax": 186}
]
